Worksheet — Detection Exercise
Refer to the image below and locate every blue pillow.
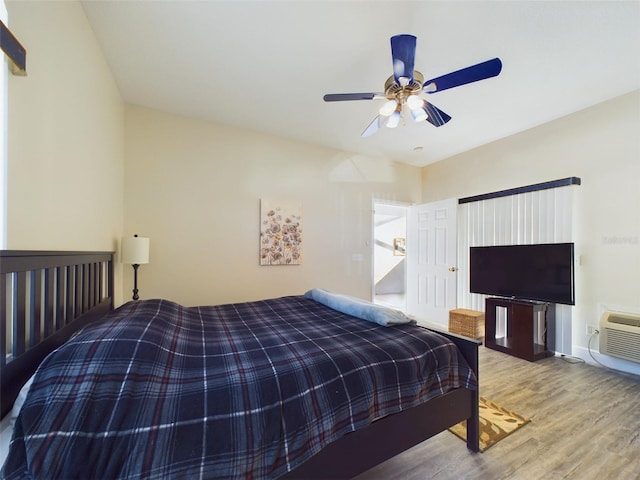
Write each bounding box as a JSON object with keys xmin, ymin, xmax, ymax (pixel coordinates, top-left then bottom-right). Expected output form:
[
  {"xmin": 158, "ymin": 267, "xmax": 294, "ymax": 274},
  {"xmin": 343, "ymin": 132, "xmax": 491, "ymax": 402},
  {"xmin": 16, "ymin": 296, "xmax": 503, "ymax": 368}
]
[{"xmin": 304, "ymin": 288, "xmax": 415, "ymax": 327}]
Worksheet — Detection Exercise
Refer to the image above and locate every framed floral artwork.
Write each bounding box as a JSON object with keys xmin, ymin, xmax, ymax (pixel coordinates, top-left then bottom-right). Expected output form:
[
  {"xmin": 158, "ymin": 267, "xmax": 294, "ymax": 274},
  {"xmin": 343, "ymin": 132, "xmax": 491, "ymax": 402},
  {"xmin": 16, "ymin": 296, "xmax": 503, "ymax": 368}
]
[{"xmin": 260, "ymin": 199, "xmax": 303, "ymax": 265}]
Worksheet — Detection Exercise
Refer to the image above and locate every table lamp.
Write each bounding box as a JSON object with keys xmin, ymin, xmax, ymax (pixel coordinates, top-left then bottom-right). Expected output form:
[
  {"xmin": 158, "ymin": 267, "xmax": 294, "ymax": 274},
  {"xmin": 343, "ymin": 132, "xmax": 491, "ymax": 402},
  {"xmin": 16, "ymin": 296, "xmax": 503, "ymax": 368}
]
[{"xmin": 121, "ymin": 234, "xmax": 150, "ymax": 300}]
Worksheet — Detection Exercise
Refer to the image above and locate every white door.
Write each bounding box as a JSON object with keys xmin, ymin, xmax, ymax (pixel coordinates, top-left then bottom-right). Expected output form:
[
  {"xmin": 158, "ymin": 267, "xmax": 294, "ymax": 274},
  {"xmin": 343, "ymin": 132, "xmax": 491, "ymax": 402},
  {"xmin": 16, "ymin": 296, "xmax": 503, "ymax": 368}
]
[{"xmin": 406, "ymin": 198, "xmax": 457, "ymax": 327}]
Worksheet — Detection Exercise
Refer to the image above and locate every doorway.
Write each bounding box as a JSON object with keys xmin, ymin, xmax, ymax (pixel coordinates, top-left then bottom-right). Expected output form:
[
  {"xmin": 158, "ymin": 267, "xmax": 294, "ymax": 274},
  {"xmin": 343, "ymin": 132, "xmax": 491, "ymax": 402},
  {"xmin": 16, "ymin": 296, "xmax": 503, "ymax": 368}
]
[{"xmin": 372, "ymin": 202, "xmax": 408, "ymax": 312}]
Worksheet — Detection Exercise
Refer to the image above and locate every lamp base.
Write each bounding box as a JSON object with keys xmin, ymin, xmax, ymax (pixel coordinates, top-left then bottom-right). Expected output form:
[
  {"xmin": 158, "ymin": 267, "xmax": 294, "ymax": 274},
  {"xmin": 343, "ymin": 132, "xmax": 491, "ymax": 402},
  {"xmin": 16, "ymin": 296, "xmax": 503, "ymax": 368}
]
[{"xmin": 132, "ymin": 264, "xmax": 140, "ymax": 301}]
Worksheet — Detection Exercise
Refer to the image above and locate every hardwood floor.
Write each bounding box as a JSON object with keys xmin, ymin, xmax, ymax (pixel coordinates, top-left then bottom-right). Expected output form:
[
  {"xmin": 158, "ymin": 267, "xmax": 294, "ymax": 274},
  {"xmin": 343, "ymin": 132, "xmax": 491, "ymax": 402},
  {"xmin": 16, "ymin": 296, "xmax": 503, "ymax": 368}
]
[{"xmin": 355, "ymin": 346, "xmax": 640, "ymax": 480}]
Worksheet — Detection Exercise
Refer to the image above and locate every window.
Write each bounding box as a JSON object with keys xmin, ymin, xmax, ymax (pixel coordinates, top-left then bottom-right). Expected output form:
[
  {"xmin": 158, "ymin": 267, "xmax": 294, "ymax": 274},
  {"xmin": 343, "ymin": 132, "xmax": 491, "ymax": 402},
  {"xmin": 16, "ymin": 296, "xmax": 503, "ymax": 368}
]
[{"xmin": 1, "ymin": 1, "xmax": 9, "ymax": 248}]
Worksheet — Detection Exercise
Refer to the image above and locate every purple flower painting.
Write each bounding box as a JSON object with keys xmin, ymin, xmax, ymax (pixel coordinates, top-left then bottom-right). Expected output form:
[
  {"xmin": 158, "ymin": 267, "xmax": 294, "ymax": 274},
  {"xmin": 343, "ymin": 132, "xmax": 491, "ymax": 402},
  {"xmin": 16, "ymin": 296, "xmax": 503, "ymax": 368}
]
[{"xmin": 260, "ymin": 199, "xmax": 303, "ymax": 265}]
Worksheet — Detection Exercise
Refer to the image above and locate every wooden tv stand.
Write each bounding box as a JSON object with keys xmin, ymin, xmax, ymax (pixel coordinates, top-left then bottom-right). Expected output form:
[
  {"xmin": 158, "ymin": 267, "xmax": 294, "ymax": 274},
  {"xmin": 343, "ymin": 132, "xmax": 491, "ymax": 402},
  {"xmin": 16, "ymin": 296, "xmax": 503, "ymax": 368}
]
[{"xmin": 485, "ymin": 297, "xmax": 555, "ymax": 362}]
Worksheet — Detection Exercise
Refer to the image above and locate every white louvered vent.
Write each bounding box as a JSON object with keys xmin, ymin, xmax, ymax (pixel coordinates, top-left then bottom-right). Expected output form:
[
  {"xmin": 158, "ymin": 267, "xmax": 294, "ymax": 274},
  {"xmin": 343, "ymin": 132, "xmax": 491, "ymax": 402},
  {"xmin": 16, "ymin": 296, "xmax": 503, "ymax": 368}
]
[{"xmin": 600, "ymin": 311, "xmax": 640, "ymax": 364}]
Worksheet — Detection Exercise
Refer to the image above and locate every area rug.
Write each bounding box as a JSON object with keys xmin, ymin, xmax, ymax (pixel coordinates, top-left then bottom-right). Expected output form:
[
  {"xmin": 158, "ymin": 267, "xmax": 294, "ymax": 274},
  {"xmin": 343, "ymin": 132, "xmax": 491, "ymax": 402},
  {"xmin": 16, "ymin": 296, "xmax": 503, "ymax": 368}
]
[{"xmin": 449, "ymin": 397, "xmax": 531, "ymax": 452}]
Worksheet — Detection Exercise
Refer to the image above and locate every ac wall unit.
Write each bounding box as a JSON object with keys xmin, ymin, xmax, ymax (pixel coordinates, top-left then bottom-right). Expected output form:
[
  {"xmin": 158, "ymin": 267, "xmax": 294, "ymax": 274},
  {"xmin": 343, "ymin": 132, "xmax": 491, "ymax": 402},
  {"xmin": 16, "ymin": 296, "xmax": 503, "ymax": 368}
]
[{"xmin": 599, "ymin": 311, "xmax": 640, "ymax": 364}]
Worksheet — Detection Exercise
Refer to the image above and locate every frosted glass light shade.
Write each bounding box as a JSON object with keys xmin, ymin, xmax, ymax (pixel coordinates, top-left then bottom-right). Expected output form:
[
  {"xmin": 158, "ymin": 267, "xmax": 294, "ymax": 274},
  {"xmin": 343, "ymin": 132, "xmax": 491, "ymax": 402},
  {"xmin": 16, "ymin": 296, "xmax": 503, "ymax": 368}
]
[
  {"xmin": 385, "ymin": 111, "xmax": 401, "ymax": 129},
  {"xmin": 411, "ymin": 107, "xmax": 428, "ymax": 122},
  {"xmin": 379, "ymin": 100, "xmax": 398, "ymax": 116},
  {"xmin": 406, "ymin": 94, "xmax": 423, "ymax": 109},
  {"xmin": 121, "ymin": 236, "xmax": 150, "ymax": 265}
]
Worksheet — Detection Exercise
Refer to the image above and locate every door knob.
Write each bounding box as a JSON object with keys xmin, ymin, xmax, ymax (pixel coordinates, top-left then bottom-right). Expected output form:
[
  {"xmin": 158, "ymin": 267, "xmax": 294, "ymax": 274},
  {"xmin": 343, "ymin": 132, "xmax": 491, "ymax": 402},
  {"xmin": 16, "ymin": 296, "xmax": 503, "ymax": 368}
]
[{"xmin": 449, "ymin": 266, "xmax": 457, "ymax": 272}]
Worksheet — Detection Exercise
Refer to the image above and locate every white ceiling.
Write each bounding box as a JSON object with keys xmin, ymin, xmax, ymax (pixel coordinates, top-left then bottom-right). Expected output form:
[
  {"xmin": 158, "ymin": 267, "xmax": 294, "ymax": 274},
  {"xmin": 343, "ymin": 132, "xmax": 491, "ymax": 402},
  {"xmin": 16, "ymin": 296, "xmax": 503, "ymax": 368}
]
[{"xmin": 80, "ymin": 1, "xmax": 640, "ymax": 167}]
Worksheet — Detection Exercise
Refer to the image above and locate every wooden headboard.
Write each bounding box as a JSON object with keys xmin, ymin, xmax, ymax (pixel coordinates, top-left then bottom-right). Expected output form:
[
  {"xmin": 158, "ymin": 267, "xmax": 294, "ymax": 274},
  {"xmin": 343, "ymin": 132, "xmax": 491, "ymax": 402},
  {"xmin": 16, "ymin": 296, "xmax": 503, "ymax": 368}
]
[{"xmin": 0, "ymin": 250, "xmax": 114, "ymax": 418}]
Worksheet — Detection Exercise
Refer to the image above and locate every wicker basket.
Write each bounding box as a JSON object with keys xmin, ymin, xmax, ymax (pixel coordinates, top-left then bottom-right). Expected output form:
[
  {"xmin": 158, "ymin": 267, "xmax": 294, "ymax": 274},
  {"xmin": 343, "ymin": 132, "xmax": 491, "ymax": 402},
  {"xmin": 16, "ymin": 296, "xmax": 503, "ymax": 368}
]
[{"xmin": 449, "ymin": 309, "xmax": 485, "ymax": 338}]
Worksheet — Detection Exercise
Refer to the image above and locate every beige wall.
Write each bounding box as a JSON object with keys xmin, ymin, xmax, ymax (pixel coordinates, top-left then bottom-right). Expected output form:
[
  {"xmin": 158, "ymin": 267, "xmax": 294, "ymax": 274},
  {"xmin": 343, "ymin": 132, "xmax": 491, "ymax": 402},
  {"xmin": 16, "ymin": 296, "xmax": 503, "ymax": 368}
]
[
  {"xmin": 422, "ymin": 90, "xmax": 640, "ymax": 361},
  {"xmin": 124, "ymin": 105, "xmax": 422, "ymax": 306},
  {"xmin": 6, "ymin": 1, "xmax": 125, "ymax": 301}
]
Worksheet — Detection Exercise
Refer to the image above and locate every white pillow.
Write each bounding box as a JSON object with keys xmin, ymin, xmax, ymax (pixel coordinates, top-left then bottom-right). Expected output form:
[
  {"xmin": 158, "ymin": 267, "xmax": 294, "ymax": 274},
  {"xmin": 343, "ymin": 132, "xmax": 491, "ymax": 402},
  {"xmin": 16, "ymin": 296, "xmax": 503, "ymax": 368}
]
[
  {"xmin": 0, "ymin": 375, "xmax": 34, "ymax": 467},
  {"xmin": 10, "ymin": 375, "xmax": 35, "ymax": 425}
]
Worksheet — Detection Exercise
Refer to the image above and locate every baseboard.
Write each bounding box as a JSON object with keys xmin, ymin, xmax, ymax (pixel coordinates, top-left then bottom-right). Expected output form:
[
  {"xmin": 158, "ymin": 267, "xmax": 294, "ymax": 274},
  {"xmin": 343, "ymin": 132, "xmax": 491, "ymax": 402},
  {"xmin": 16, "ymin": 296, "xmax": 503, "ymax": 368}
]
[{"xmin": 570, "ymin": 345, "xmax": 640, "ymax": 376}]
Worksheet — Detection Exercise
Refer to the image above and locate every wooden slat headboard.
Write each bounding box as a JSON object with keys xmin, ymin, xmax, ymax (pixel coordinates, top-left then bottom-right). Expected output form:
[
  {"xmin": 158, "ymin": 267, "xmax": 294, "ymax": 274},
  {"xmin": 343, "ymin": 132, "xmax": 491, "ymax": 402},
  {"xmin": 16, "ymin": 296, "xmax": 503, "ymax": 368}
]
[{"xmin": 0, "ymin": 251, "xmax": 114, "ymax": 418}]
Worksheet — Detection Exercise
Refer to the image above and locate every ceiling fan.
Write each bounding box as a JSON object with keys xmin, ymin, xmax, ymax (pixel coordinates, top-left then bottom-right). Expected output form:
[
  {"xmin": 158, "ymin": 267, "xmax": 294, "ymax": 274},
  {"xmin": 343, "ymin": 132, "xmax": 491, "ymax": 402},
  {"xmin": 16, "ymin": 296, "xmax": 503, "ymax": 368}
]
[{"xmin": 323, "ymin": 34, "xmax": 502, "ymax": 137}]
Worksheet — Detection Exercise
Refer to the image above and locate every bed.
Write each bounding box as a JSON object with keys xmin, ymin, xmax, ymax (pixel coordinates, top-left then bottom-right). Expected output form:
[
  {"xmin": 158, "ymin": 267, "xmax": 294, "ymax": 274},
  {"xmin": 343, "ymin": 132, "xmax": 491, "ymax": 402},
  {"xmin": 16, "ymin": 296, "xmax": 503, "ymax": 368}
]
[{"xmin": 1, "ymin": 250, "xmax": 480, "ymax": 479}]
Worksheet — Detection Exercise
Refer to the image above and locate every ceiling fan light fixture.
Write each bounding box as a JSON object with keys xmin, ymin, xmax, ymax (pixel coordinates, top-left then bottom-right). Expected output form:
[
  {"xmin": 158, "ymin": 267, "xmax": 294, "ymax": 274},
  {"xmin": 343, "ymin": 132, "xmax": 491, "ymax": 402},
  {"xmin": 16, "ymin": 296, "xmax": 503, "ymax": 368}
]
[
  {"xmin": 406, "ymin": 94, "xmax": 423, "ymax": 110},
  {"xmin": 379, "ymin": 99, "xmax": 398, "ymax": 116},
  {"xmin": 411, "ymin": 107, "xmax": 428, "ymax": 122},
  {"xmin": 323, "ymin": 34, "xmax": 502, "ymax": 136},
  {"xmin": 385, "ymin": 108, "xmax": 402, "ymax": 128}
]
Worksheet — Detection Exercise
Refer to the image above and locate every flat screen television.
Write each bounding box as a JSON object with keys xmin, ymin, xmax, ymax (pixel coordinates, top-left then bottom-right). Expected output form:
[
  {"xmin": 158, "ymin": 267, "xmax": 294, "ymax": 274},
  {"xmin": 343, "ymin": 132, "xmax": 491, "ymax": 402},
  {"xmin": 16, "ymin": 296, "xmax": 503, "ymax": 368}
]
[{"xmin": 469, "ymin": 243, "xmax": 575, "ymax": 305}]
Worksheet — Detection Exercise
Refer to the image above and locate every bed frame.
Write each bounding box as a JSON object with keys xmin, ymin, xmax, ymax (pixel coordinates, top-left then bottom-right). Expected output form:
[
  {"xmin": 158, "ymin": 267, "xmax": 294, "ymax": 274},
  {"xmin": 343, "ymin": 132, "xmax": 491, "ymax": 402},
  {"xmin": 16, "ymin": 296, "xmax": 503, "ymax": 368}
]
[
  {"xmin": 0, "ymin": 250, "xmax": 479, "ymax": 478},
  {"xmin": 1, "ymin": 251, "xmax": 114, "ymax": 418}
]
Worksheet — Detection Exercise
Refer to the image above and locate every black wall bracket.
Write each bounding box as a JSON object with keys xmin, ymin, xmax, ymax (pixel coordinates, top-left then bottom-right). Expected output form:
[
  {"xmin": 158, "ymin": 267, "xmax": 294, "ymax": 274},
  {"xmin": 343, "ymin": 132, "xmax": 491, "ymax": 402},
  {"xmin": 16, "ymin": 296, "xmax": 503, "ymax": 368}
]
[
  {"xmin": 458, "ymin": 177, "xmax": 581, "ymax": 205},
  {"xmin": 1, "ymin": 19, "xmax": 26, "ymax": 76}
]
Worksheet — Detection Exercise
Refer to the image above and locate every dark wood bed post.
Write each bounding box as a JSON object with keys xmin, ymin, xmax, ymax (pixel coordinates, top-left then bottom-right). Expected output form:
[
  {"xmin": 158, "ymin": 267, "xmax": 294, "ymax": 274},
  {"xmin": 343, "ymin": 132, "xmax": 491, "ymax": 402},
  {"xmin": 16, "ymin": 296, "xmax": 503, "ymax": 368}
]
[
  {"xmin": 419, "ymin": 327, "xmax": 481, "ymax": 453},
  {"xmin": 443, "ymin": 329, "xmax": 481, "ymax": 453}
]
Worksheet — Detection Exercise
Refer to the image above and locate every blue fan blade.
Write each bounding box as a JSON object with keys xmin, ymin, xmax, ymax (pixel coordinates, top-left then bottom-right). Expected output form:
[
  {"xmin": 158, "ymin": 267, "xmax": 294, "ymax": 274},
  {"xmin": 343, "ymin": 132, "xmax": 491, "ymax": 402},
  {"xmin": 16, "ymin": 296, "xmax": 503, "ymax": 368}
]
[
  {"xmin": 424, "ymin": 102, "xmax": 451, "ymax": 127},
  {"xmin": 361, "ymin": 115, "xmax": 382, "ymax": 137},
  {"xmin": 324, "ymin": 93, "xmax": 378, "ymax": 102},
  {"xmin": 391, "ymin": 34, "xmax": 416, "ymax": 84},
  {"xmin": 423, "ymin": 58, "xmax": 502, "ymax": 93}
]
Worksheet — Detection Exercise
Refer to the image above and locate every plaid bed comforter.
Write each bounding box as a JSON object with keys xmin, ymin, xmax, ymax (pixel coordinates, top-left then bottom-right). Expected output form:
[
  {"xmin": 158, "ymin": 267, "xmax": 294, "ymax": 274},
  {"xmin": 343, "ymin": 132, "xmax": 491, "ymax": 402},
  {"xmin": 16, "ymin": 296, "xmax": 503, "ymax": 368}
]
[{"xmin": 2, "ymin": 296, "xmax": 476, "ymax": 479}]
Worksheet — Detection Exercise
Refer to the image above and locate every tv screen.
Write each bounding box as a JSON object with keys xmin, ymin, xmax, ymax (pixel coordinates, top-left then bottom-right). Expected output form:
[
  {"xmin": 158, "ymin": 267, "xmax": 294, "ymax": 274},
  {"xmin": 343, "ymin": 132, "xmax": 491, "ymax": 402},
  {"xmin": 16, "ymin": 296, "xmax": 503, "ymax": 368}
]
[{"xmin": 469, "ymin": 243, "xmax": 575, "ymax": 305}]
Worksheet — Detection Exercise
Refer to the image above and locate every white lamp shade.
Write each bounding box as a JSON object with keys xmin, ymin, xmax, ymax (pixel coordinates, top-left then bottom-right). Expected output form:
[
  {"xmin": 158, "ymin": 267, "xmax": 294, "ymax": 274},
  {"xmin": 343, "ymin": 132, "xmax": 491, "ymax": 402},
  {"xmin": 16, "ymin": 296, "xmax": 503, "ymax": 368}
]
[{"xmin": 121, "ymin": 236, "xmax": 150, "ymax": 265}]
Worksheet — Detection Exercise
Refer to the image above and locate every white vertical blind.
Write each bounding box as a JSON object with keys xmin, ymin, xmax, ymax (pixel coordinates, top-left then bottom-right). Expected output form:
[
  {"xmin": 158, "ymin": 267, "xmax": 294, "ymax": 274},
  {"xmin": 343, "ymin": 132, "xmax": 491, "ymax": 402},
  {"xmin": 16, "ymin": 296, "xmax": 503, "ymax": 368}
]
[{"xmin": 457, "ymin": 184, "xmax": 576, "ymax": 354}]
